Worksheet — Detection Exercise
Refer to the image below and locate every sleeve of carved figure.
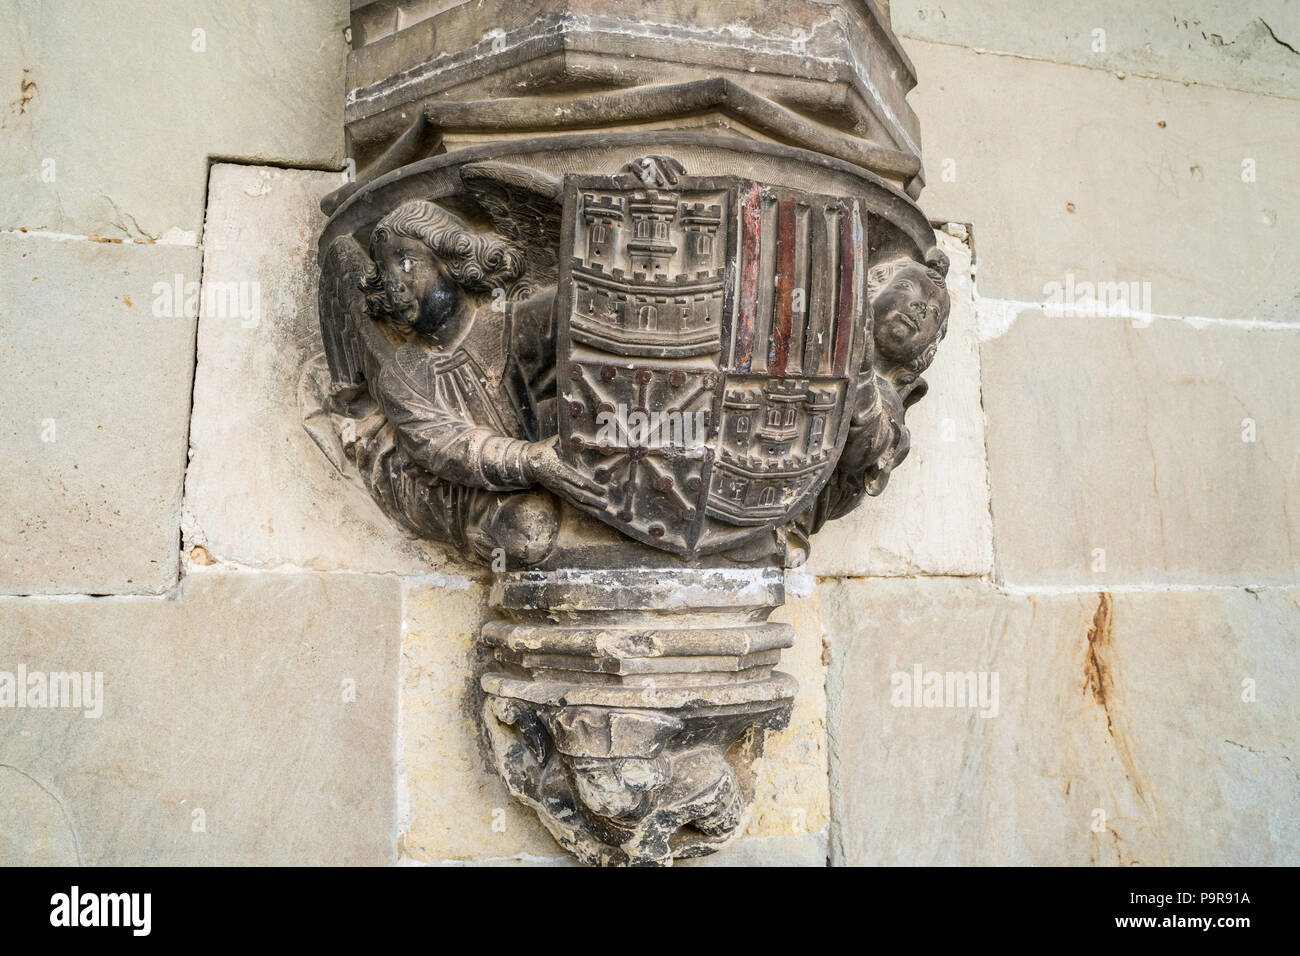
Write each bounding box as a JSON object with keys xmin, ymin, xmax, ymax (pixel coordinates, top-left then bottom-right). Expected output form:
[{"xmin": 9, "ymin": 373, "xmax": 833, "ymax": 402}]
[
  {"xmin": 840, "ymin": 372, "xmax": 895, "ymax": 474},
  {"xmin": 373, "ymin": 362, "xmax": 536, "ymax": 492}
]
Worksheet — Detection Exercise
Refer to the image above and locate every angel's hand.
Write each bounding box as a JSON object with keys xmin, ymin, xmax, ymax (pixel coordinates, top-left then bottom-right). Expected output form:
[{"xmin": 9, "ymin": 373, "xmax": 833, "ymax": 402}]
[
  {"xmin": 849, "ymin": 370, "xmax": 884, "ymax": 427},
  {"xmin": 841, "ymin": 373, "xmax": 902, "ymax": 472},
  {"xmin": 524, "ymin": 437, "xmax": 606, "ymax": 508}
]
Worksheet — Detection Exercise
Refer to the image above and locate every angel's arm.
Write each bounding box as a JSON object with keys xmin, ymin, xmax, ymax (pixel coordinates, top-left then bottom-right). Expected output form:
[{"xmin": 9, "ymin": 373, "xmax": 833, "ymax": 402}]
[{"xmin": 371, "ymin": 361, "xmax": 537, "ymax": 492}]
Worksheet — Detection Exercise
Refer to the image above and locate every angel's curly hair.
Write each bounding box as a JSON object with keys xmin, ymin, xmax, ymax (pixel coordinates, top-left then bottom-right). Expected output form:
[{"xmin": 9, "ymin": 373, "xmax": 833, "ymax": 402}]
[{"xmin": 369, "ymin": 200, "xmax": 530, "ymax": 300}]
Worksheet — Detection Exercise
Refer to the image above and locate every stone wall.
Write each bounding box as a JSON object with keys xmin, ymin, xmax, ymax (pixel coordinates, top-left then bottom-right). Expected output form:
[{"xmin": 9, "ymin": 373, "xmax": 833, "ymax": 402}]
[
  {"xmin": 1, "ymin": 0, "xmax": 1295, "ymax": 865},
  {"xmin": 832, "ymin": 2, "xmax": 1299, "ymax": 866}
]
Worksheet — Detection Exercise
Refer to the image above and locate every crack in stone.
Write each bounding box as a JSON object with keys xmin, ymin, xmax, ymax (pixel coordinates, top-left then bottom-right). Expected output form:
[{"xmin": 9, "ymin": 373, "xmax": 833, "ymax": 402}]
[
  {"xmin": 1084, "ymin": 593, "xmax": 1116, "ymax": 739},
  {"xmin": 1259, "ymin": 19, "xmax": 1299, "ymax": 56},
  {"xmin": 0, "ymin": 763, "xmax": 83, "ymax": 865},
  {"xmin": 1223, "ymin": 739, "xmax": 1266, "ymax": 756},
  {"xmin": 103, "ymin": 196, "xmax": 158, "ymax": 243}
]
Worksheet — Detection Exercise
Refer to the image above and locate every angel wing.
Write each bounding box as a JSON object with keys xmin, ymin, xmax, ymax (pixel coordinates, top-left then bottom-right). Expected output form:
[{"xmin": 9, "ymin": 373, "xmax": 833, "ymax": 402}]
[
  {"xmin": 317, "ymin": 234, "xmax": 394, "ymax": 388},
  {"xmin": 459, "ymin": 162, "xmax": 564, "ymax": 291}
]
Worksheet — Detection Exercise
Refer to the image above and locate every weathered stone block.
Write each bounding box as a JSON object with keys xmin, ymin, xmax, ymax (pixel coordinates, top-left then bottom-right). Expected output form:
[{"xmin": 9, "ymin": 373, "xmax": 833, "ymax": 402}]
[
  {"xmin": 182, "ymin": 164, "xmax": 453, "ymax": 575},
  {"xmin": 905, "ymin": 40, "xmax": 1300, "ymax": 322},
  {"xmin": 0, "ymin": 0, "xmax": 347, "ymax": 239},
  {"xmin": 982, "ymin": 309, "xmax": 1300, "ymax": 587},
  {"xmin": 682, "ymin": 831, "xmax": 828, "ymax": 866},
  {"xmin": 893, "ymin": 1, "xmax": 1300, "ymax": 100},
  {"xmin": 400, "ymin": 576, "xmax": 564, "ymax": 863},
  {"xmin": 823, "ymin": 577, "xmax": 1299, "ymax": 865},
  {"xmin": 742, "ymin": 587, "xmax": 831, "ymax": 846},
  {"xmin": 0, "ymin": 234, "xmax": 199, "ymax": 594},
  {"xmin": 0, "ymin": 571, "xmax": 401, "ymax": 865}
]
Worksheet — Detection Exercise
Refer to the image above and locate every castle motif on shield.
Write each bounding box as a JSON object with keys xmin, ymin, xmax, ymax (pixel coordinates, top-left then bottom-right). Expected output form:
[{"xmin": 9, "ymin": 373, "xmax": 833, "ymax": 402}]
[{"xmin": 556, "ymin": 173, "xmax": 866, "ymax": 555}]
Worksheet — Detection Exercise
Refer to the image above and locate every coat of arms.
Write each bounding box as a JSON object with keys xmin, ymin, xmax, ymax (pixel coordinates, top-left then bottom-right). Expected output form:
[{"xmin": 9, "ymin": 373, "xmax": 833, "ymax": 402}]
[{"xmin": 555, "ymin": 165, "xmax": 867, "ymax": 555}]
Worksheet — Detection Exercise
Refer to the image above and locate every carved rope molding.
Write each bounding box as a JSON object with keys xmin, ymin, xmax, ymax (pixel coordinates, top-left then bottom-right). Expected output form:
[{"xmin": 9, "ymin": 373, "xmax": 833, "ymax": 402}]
[{"xmin": 306, "ymin": 0, "xmax": 948, "ymax": 867}]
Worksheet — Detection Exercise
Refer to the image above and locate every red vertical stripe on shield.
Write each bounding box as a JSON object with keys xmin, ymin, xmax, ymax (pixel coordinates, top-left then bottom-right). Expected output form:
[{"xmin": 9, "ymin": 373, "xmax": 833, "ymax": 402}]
[
  {"xmin": 833, "ymin": 203, "xmax": 859, "ymax": 374},
  {"xmin": 732, "ymin": 181, "xmax": 763, "ymax": 372},
  {"xmin": 770, "ymin": 198, "xmax": 797, "ymax": 377}
]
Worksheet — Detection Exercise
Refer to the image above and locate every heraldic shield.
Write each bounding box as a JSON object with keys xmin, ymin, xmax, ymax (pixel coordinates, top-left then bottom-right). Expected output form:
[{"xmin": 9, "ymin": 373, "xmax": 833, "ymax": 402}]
[{"xmin": 556, "ymin": 167, "xmax": 867, "ymax": 556}]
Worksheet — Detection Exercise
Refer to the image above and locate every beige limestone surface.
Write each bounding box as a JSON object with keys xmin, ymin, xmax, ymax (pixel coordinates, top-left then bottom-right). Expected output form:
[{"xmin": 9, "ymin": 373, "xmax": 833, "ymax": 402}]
[
  {"xmin": 982, "ymin": 307, "xmax": 1300, "ymax": 587},
  {"xmin": 810, "ymin": 229, "xmax": 992, "ymax": 577},
  {"xmin": 0, "ymin": 234, "xmax": 199, "ymax": 594},
  {"xmin": 892, "ymin": 0, "xmax": 1300, "ymax": 99},
  {"xmin": 400, "ymin": 576, "xmax": 564, "ymax": 862},
  {"xmin": 903, "ymin": 39, "xmax": 1300, "ymax": 323},
  {"xmin": 0, "ymin": 0, "xmax": 348, "ymax": 240},
  {"xmin": 824, "ymin": 577, "xmax": 1299, "ymax": 866},
  {"xmin": 0, "ymin": 570, "xmax": 401, "ymax": 865}
]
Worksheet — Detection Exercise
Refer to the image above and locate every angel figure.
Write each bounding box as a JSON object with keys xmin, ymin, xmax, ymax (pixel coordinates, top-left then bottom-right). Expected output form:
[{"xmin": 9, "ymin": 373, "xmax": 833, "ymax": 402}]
[
  {"xmin": 315, "ymin": 162, "xmax": 603, "ymax": 567},
  {"xmin": 802, "ymin": 251, "xmax": 951, "ymax": 534}
]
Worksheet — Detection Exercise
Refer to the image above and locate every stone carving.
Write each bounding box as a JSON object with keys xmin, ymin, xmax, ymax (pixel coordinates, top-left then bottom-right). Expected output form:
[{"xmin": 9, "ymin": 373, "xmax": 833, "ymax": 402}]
[
  {"xmin": 313, "ymin": 157, "xmax": 947, "ymax": 567},
  {"xmin": 479, "ymin": 568, "xmax": 796, "ymax": 866},
  {"xmin": 556, "ymin": 159, "xmax": 865, "ymax": 558},
  {"xmin": 307, "ymin": 0, "xmax": 948, "ymax": 867},
  {"xmin": 315, "ymin": 163, "xmax": 577, "ymax": 566}
]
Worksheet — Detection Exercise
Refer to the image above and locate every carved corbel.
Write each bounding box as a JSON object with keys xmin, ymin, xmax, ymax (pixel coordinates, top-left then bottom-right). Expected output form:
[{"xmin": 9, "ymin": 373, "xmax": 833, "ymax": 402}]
[{"xmin": 307, "ymin": 0, "xmax": 948, "ymax": 867}]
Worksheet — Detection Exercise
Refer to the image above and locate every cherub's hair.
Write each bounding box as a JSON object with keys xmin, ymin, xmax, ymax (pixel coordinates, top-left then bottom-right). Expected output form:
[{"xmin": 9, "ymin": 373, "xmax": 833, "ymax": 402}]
[
  {"xmin": 370, "ymin": 200, "xmax": 529, "ymax": 299},
  {"xmin": 867, "ymin": 255, "xmax": 951, "ymax": 396}
]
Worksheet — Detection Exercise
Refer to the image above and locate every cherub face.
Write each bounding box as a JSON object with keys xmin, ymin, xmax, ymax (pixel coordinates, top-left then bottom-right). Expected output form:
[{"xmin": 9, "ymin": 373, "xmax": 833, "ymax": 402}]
[
  {"xmin": 373, "ymin": 233, "xmax": 460, "ymax": 337},
  {"xmin": 872, "ymin": 262, "xmax": 947, "ymax": 365}
]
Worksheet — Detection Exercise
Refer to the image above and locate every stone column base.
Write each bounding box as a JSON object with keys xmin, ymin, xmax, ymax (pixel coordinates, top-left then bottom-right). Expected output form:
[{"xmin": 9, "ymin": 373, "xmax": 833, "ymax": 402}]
[{"xmin": 481, "ymin": 568, "xmax": 795, "ymax": 866}]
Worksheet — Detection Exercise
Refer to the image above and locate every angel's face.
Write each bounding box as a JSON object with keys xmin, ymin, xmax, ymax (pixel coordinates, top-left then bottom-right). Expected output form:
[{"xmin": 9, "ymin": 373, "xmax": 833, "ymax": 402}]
[
  {"xmin": 375, "ymin": 234, "xmax": 460, "ymax": 338},
  {"xmin": 871, "ymin": 262, "xmax": 946, "ymax": 365}
]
